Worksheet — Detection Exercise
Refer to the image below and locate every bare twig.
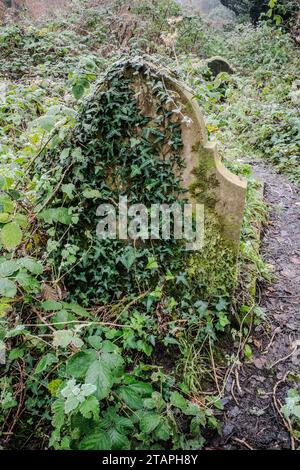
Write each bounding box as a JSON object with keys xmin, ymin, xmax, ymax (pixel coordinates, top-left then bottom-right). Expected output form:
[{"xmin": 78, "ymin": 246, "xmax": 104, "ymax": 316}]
[{"xmin": 233, "ymin": 437, "xmax": 254, "ymax": 450}]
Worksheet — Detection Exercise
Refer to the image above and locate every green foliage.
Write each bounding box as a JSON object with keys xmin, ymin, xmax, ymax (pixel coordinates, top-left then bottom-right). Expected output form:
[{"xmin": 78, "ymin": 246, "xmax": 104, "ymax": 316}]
[
  {"xmin": 281, "ymin": 388, "xmax": 300, "ymax": 444},
  {"xmin": 48, "ymin": 350, "xmax": 218, "ymax": 450},
  {"xmin": 34, "ymin": 58, "xmax": 190, "ymax": 305},
  {"xmin": 0, "ymin": 0, "xmax": 296, "ymax": 452},
  {"xmin": 186, "ymin": 22, "xmax": 300, "ymax": 186}
]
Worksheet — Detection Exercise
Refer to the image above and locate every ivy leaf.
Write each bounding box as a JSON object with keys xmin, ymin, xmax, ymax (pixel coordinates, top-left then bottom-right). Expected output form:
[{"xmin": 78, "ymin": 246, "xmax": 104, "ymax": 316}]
[
  {"xmin": 119, "ymin": 247, "xmax": 139, "ymax": 271},
  {"xmin": 62, "ymin": 183, "xmax": 75, "ymax": 199},
  {"xmin": 1, "ymin": 392, "xmax": 17, "ymax": 410},
  {"xmin": 146, "ymin": 256, "xmax": 159, "ymax": 270},
  {"xmin": 0, "ymin": 222, "xmax": 22, "ymax": 250},
  {"xmin": 79, "ymin": 431, "xmax": 111, "ymax": 450},
  {"xmin": 0, "ymin": 278, "xmax": 17, "ymax": 298},
  {"xmin": 215, "ymin": 298, "xmax": 227, "ymax": 312},
  {"xmin": 82, "ymin": 189, "xmax": 102, "ymax": 199}
]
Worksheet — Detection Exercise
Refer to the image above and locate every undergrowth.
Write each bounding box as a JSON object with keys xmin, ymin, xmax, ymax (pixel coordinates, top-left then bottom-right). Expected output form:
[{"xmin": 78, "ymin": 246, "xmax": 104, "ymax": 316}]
[{"xmin": 0, "ymin": 0, "xmax": 297, "ymax": 450}]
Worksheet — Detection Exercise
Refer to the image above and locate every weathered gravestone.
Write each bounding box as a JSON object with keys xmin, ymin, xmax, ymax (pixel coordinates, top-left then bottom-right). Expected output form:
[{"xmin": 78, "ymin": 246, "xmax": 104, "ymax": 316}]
[
  {"xmin": 36, "ymin": 58, "xmax": 246, "ymax": 303},
  {"xmin": 117, "ymin": 59, "xmax": 246, "ymax": 247},
  {"xmin": 205, "ymin": 56, "xmax": 235, "ymax": 77}
]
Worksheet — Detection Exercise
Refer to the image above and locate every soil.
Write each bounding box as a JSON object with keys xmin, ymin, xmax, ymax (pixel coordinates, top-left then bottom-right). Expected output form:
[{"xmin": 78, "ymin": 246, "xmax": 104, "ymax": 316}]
[{"xmin": 211, "ymin": 161, "xmax": 300, "ymax": 450}]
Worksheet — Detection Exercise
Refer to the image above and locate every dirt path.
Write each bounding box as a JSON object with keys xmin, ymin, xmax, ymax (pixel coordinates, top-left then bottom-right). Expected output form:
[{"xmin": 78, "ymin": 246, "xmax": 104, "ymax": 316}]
[{"xmin": 213, "ymin": 161, "xmax": 300, "ymax": 450}]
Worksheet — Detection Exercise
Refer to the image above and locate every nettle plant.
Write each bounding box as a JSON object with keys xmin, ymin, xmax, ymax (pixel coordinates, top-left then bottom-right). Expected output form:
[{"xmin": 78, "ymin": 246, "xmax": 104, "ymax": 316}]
[{"xmin": 49, "ymin": 341, "xmax": 219, "ymax": 450}]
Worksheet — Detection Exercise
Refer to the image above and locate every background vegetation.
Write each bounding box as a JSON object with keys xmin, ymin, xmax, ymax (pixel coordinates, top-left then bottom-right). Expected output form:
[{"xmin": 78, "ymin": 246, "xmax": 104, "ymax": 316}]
[{"xmin": 0, "ymin": 0, "xmax": 299, "ymax": 450}]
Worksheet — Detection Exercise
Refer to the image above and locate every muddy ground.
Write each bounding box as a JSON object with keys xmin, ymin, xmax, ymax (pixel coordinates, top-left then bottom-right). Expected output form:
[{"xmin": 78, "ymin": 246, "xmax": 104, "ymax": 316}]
[{"xmin": 211, "ymin": 161, "xmax": 300, "ymax": 450}]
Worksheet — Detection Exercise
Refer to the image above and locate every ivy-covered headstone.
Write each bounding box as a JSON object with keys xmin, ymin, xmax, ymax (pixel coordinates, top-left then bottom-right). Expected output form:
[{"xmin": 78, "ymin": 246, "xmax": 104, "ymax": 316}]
[{"xmin": 35, "ymin": 58, "xmax": 246, "ymax": 306}]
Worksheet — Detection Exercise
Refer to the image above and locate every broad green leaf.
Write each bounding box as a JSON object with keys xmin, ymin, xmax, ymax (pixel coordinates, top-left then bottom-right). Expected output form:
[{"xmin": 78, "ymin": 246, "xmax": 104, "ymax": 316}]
[
  {"xmin": 244, "ymin": 344, "xmax": 253, "ymax": 359},
  {"xmin": 0, "ymin": 260, "xmax": 19, "ymax": 277},
  {"xmin": 41, "ymin": 300, "xmax": 62, "ymax": 311},
  {"xmin": 66, "ymin": 350, "xmax": 97, "ymax": 378},
  {"xmin": 52, "ymin": 399, "xmax": 65, "ymax": 430},
  {"xmin": 0, "ymin": 213, "xmax": 10, "ymax": 223},
  {"xmin": 154, "ymin": 420, "xmax": 171, "ymax": 441},
  {"xmin": 0, "ymin": 300, "xmax": 13, "ymax": 317},
  {"xmin": 139, "ymin": 412, "xmax": 161, "ymax": 433},
  {"xmin": 82, "ymin": 189, "xmax": 102, "ymax": 199},
  {"xmin": 0, "ymin": 278, "xmax": 17, "ymax": 298},
  {"xmin": 18, "ymin": 257, "xmax": 43, "ymax": 275},
  {"xmin": 65, "ymin": 395, "xmax": 80, "ymax": 414},
  {"xmin": 108, "ymin": 428, "xmax": 130, "ymax": 450},
  {"xmin": 79, "ymin": 431, "xmax": 111, "ymax": 450},
  {"xmin": 38, "ymin": 207, "xmax": 72, "ymax": 225},
  {"xmin": 53, "ymin": 330, "xmax": 73, "ymax": 348},
  {"xmin": 0, "ymin": 222, "xmax": 22, "ymax": 250},
  {"xmin": 127, "ymin": 381, "xmax": 153, "ymax": 397},
  {"xmin": 72, "ymin": 83, "xmax": 85, "ymax": 100},
  {"xmin": 115, "ymin": 415, "xmax": 135, "ymax": 433},
  {"xmin": 37, "ymin": 115, "xmax": 56, "ymax": 132},
  {"xmin": 16, "ymin": 270, "xmax": 40, "ymax": 293},
  {"xmin": 117, "ymin": 385, "xmax": 144, "ymax": 410},
  {"xmin": 85, "ymin": 359, "xmax": 114, "ymax": 400},
  {"xmin": 51, "ymin": 309, "xmax": 75, "ymax": 329},
  {"xmin": 14, "ymin": 213, "xmax": 28, "ymax": 228},
  {"xmin": 79, "ymin": 395, "xmax": 99, "ymax": 420},
  {"xmin": 62, "ymin": 302, "xmax": 92, "ymax": 318},
  {"xmin": 0, "ymin": 195, "xmax": 13, "ymax": 213},
  {"xmin": 87, "ymin": 335, "xmax": 102, "ymax": 349},
  {"xmin": 170, "ymin": 391, "xmax": 188, "ymax": 412},
  {"xmin": 35, "ymin": 353, "xmax": 58, "ymax": 374}
]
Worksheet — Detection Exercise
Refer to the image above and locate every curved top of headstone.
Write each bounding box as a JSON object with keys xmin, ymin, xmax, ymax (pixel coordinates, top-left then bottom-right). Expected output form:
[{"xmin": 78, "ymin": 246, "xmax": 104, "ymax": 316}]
[
  {"xmin": 97, "ymin": 58, "xmax": 246, "ymax": 248},
  {"xmin": 205, "ymin": 56, "xmax": 235, "ymax": 77}
]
